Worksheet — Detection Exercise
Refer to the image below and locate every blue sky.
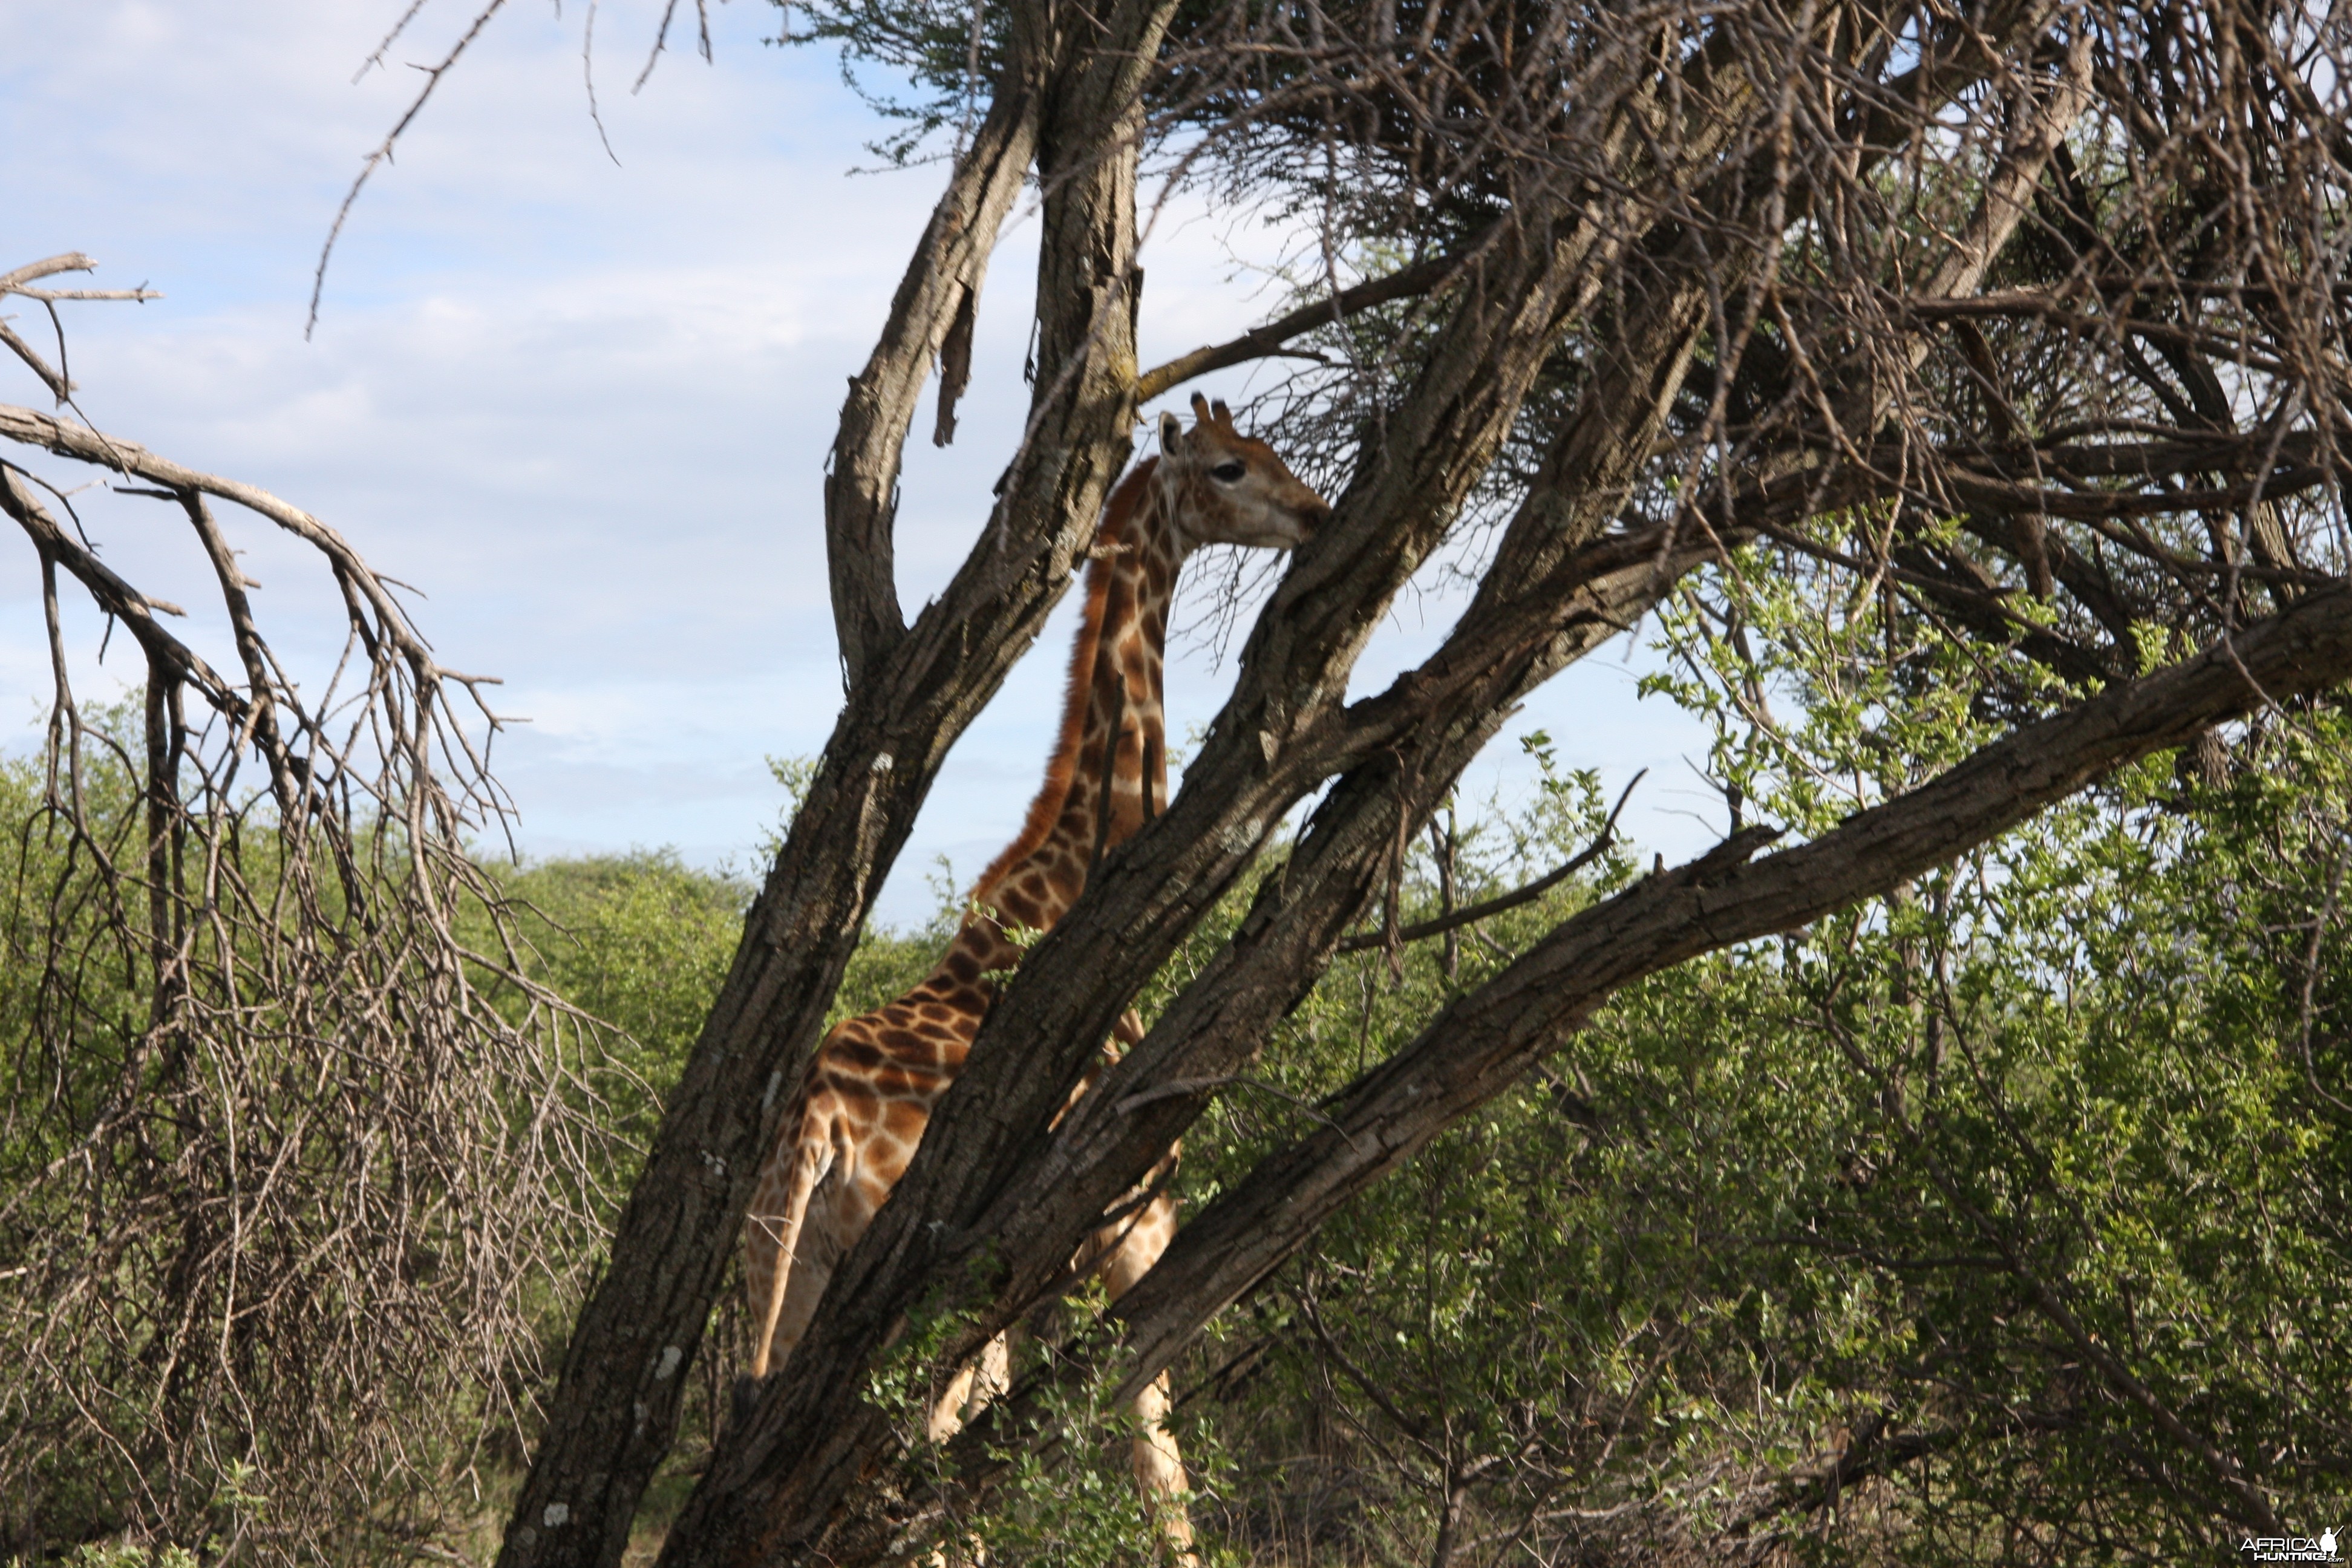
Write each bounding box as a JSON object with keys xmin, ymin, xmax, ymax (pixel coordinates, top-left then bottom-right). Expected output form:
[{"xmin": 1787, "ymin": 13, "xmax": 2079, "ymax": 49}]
[{"xmin": 2, "ymin": 0, "xmax": 1717, "ymax": 927}]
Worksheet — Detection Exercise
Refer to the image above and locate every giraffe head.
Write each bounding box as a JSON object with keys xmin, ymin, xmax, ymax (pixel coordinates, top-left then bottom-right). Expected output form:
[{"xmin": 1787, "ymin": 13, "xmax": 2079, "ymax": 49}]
[{"xmin": 1154, "ymin": 392, "xmax": 1329, "ymax": 552}]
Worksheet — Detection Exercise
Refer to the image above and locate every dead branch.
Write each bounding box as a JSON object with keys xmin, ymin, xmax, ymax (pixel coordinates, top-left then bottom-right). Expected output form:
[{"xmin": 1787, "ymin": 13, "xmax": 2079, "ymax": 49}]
[
  {"xmin": 310, "ymin": 1, "xmax": 514, "ymax": 338},
  {"xmin": 0, "ymin": 262, "xmax": 627, "ymax": 1557},
  {"xmin": 0, "ymin": 253, "xmax": 161, "ymax": 405}
]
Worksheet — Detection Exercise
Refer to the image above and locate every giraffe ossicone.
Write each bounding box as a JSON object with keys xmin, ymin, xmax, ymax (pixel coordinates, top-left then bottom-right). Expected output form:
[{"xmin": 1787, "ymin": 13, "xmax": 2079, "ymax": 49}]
[{"xmin": 740, "ymin": 392, "xmax": 1329, "ymax": 1557}]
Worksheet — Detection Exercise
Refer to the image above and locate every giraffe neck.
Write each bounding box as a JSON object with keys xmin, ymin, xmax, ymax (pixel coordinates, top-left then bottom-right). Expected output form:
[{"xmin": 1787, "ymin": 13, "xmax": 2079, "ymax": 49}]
[{"xmin": 942, "ymin": 461, "xmax": 1183, "ymax": 990}]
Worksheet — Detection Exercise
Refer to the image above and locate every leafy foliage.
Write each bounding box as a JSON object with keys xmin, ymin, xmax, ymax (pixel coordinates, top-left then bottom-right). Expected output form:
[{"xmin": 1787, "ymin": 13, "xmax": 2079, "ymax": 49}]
[
  {"xmin": 765, "ymin": 0, "xmax": 1010, "ymax": 165},
  {"xmin": 16, "ymin": 542, "xmax": 2349, "ymax": 1565},
  {"xmin": 1137, "ymin": 550, "xmax": 2352, "ymax": 1564}
]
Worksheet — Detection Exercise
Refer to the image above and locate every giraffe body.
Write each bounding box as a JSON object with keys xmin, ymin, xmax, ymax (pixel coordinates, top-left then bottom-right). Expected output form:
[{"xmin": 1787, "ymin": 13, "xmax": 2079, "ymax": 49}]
[{"xmin": 742, "ymin": 396, "xmax": 1327, "ymax": 1554}]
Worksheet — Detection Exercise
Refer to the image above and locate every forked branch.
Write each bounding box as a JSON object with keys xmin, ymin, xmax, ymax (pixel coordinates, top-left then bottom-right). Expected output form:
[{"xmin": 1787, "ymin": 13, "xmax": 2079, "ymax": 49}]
[{"xmin": 0, "ymin": 260, "xmax": 625, "ymax": 1552}]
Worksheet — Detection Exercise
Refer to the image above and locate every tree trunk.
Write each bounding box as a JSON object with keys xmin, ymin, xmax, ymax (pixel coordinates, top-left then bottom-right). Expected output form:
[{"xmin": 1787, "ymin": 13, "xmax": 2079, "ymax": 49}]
[
  {"xmin": 494, "ymin": 4, "xmax": 1171, "ymax": 1561},
  {"xmin": 496, "ymin": 1, "xmax": 2351, "ymax": 1560}
]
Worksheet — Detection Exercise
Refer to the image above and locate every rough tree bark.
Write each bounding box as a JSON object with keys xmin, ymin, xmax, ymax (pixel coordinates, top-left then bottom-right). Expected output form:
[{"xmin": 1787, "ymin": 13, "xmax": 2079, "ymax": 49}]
[
  {"xmin": 495, "ymin": 3, "xmax": 1181, "ymax": 1563},
  {"xmin": 653, "ymin": 9, "xmax": 2124, "ymax": 1561},
  {"xmin": 494, "ymin": 0, "xmax": 2351, "ymax": 1561}
]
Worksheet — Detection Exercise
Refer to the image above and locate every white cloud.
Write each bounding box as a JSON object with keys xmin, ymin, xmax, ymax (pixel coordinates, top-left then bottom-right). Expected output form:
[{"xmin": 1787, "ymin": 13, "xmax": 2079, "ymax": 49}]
[{"xmin": 2, "ymin": 0, "xmax": 1716, "ymax": 927}]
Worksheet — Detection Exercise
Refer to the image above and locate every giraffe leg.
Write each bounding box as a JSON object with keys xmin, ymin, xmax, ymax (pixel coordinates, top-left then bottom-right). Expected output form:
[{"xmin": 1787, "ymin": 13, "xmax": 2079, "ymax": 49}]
[
  {"xmin": 928, "ymin": 1325, "xmax": 1016, "ymax": 1440},
  {"xmin": 763, "ymin": 1157, "xmax": 882, "ymax": 1390},
  {"xmin": 734, "ymin": 1199, "xmax": 785, "ymax": 1428},
  {"xmin": 1128, "ymin": 1368, "xmax": 1191, "ymax": 1558},
  {"xmin": 762, "ymin": 1242, "xmax": 836, "ymax": 1380},
  {"xmin": 739, "ymin": 1197, "xmax": 789, "ymax": 1379},
  {"xmin": 1099, "ymin": 1180, "xmax": 1194, "ymax": 1564},
  {"xmin": 745, "ymin": 1096, "xmax": 842, "ymax": 1380},
  {"xmin": 922, "ymin": 1332, "xmax": 1013, "ymax": 1568},
  {"xmin": 737, "ymin": 1128, "xmax": 828, "ymax": 1429}
]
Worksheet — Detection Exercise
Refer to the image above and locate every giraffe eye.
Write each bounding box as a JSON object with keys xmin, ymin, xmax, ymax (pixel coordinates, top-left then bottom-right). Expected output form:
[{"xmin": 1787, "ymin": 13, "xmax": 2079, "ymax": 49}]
[{"xmin": 1210, "ymin": 460, "xmax": 1246, "ymax": 483}]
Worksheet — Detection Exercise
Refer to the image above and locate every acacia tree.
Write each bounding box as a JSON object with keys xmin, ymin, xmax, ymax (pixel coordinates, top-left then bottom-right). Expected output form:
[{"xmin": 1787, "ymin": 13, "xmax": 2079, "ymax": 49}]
[
  {"xmin": 445, "ymin": 0, "xmax": 2352, "ymax": 1561},
  {"xmin": 13, "ymin": 0, "xmax": 2347, "ymax": 1557}
]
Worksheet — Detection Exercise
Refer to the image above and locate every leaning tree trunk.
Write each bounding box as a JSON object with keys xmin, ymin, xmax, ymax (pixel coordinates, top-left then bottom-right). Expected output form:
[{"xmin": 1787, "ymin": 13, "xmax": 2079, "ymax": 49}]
[
  {"xmin": 647, "ymin": 4, "xmax": 2129, "ymax": 1558},
  {"xmin": 493, "ymin": 3, "xmax": 1178, "ymax": 1563},
  {"xmin": 502, "ymin": 0, "xmax": 2351, "ymax": 1558}
]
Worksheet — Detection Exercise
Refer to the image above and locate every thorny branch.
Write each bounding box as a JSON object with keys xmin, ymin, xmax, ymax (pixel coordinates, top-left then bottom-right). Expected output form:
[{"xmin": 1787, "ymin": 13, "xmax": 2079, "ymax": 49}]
[
  {"xmin": 0, "ymin": 267, "xmax": 630, "ymax": 1557},
  {"xmin": 1, "ymin": 253, "xmax": 160, "ymax": 410},
  {"xmin": 311, "ymin": 1, "xmax": 515, "ymax": 338},
  {"xmin": 203, "ymin": 0, "xmax": 2352, "ymax": 1560},
  {"xmin": 635, "ymin": 0, "xmax": 2352, "ymax": 1560}
]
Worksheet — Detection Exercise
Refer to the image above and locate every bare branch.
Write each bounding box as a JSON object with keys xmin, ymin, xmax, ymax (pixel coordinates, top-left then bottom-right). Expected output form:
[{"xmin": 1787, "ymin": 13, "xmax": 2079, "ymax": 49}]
[
  {"xmin": 0, "ymin": 269, "xmax": 629, "ymax": 1552},
  {"xmin": 632, "ymin": 0, "xmax": 713, "ymax": 93},
  {"xmin": 0, "ymin": 465, "xmax": 243, "ymax": 708},
  {"xmin": 310, "ymin": 1, "xmax": 513, "ymax": 338},
  {"xmin": 1134, "ymin": 241, "xmax": 1483, "ymax": 403},
  {"xmin": 0, "ymin": 405, "xmax": 445, "ymax": 675},
  {"xmin": 0, "ymin": 320, "xmax": 71, "ymax": 403},
  {"xmin": 0, "ymin": 253, "xmax": 100, "ymax": 293},
  {"xmin": 1333, "ymin": 768, "xmax": 1644, "ymax": 952}
]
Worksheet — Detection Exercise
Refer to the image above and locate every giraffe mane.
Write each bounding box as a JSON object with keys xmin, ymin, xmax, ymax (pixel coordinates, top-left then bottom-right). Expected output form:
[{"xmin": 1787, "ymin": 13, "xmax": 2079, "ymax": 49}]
[{"xmin": 971, "ymin": 457, "xmax": 1159, "ymax": 907}]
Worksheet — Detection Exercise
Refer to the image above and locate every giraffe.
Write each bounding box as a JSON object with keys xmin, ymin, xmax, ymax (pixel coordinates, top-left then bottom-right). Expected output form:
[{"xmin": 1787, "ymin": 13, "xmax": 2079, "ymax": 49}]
[{"xmin": 741, "ymin": 393, "xmax": 1327, "ymax": 1555}]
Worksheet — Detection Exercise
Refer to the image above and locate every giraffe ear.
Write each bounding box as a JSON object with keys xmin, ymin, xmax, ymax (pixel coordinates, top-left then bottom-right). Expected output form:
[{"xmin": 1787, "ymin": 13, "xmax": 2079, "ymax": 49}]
[{"xmin": 1158, "ymin": 410, "xmax": 1184, "ymax": 453}]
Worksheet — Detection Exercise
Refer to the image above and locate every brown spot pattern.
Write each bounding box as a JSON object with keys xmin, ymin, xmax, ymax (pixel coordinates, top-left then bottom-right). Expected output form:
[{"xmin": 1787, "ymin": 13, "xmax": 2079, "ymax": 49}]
[{"xmin": 739, "ymin": 399, "xmax": 1325, "ymax": 1555}]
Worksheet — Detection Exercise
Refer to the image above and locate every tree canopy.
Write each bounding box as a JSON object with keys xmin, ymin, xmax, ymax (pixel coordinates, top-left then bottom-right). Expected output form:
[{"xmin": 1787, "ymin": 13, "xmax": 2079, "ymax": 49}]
[{"xmin": 4, "ymin": 0, "xmax": 2349, "ymax": 1563}]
